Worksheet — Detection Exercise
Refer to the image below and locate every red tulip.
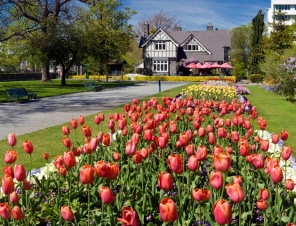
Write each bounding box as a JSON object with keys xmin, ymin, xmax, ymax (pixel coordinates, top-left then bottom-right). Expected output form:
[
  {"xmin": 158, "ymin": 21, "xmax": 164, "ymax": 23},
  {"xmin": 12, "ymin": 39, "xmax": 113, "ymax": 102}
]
[
  {"xmin": 3, "ymin": 166, "xmax": 14, "ymax": 178},
  {"xmin": 80, "ymin": 164, "xmax": 95, "ymax": 184},
  {"xmin": 259, "ymin": 119, "xmax": 266, "ymax": 130},
  {"xmin": 43, "ymin": 152, "xmax": 49, "ymax": 161},
  {"xmin": 209, "ymin": 170, "xmax": 223, "ymax": 190},
  {"xmin": 82, "ymin": 126, "xmax": 92, "ymax": 137},
  {"xmin": 89, "ymin": 137, "xmax": 98, "ymax": 151},
  {"xmin": 53, "ymin": 155, "xmax": 64, "ymax": 170},
  {"xmin": 260, "ymin": 140, "xmax": 269, "ymax": 152},
  {"xmin": 159, "ymin": 198, "xmax": 178, "ymax": 223},
  {"xmin": 9, "ymin": 192, "xmax": 19, "ymax": 204},
  {"xmin": 94, "ymin": 115, "xmax": 101, "ymax": 125},
  {"xmin": 94, "ymin": 160, "xmax": 109, "ymax": 178},
  {"xmin": 240, "ymin": 143, "xmax": 250, "ymax": 157},
  {"xmin": 168, "ymin": 154, "xmax": 183, "ymax": 174},
  {"xmin": 113, "ymin": 152, "xmax": 121, "ymax": 161},
  {"xmin": 249, "ymin": 154, "xmax": 265, "ymax": 169},
  {"xmin": 70, "ymin": 119, "xmax": 78, "ymax": 129},
  {"xmin": 132, "ymin": 151, "xmax": 143, "ymax": 164},
  {"xmin": 196, "ymin": 146, "xmax": 207, "ymax": 161},
  {"xmin": 140, "ymin": 147, "xmax": 149, "ymax": 159},
  {"xmin": 2, "ymin": 175, "xmax": 14, "ymax": 195},
  {"xmin": 231, "ymin": 131, "xmax": 239, "ymax": 144},
  {"xmin": 198, "ymin": 127, "xmax": 206, "ymax": 137},
  {"xmin": 212, "ymin": 199, "xmax": 232, "ymax": 224},
  {"xmin": 185, "ymin": 144, "xmax": 195, "ymax": 155},
  {"xmin": 106, "ymin": 163, "xmax": 119, "ymax": 180},
  {"xmin": 97, "ymin": 131, "xmax": 103, "ymax": 141},
  {"xmin": 158, "ymin": 172, "xmax": 173, "ymax": 191},
  {"xmin": 62, "ymin": 137, "xmax": 72, "ymax": 149},
  {"xmin": 208, "ymin": 132, "xmax": 216, "ymax": 145},
  {"xmin": 213, "ymin": 152, "xmax": 232, "ymax": 172},
  {"xmin": 271, "ymin": 133, "xmax": 279, "ymax": 144},
  {"xmin": 62, "ymin": 125, "xmax": 70, "ymax": 135},
  {"xmin": 78, "ymin": 115, "xmax": 84, "ymax": 125},
  {"xmin": 124, "ymin": 103, "xmax": 130, "ymax": 113},
  {"xmin": 158, "ymin": 136, "xmax": 168, "ymax": 149},
  {"xmin": 281, "ymin": 130, "xmax": 288, "ymax": 141},
  {"xmin": 225, "ymin": 183, "xmax": 245, "ymax": 203},
  {"xmin": 99, "ymin": 186, "xmax": 115, "ymax": 204},
  {"xmin": 285, "ymin": 179, "xmax": 295, "ymax": 191},
  {"xmin": 169, "ymin": 121, "xmax": 177, "ymax": 133},
  {"xmin": 125, "ymin": 139, "xmax": 136, "ymax": 155},
  {"xmin": 22, "ymin": 140, "xmax": 34, "ymax": 154},
  {"xmin": 192, "ymin": 188, "xmax": 210, "ymax": 201},
  {"xmin": 23, "ymin": 179, "xmax": 31, "ymax": 190},
  {"xmin": 11, "ymin": 206, "xmax": 24, "ymax": 220},
  {"xmin": 61, "ymin": 205, "xmax": 74, "ymax": 221},
  {"xmin": 102, "ymin": 133, "xmax": 110, "ymax": 146},
  {"xmin": 288, "ymin": 223, "xmax": 296, "ymax": 226},
  {"xmin": 187, "ymin": 155, "xmax": 199, "ymax": 171},
  {"xmin": 233, "ymin": 175, "xmax": 243, "ymax": 185},
  {"xmin": 143, "ymin": 129, "xmax": 153, "ymax": 141},
  {"xmin": 4, "ymin": 150, "xmax": 18, "ymax": 164},
  {"xmin": 7, "ymin": 133, "xmax": 17, "ymax": 147},
  {"xmin": 63, "ymin": 151, "xmax": 76, "ymax": 168},
  {"xmin": 256, "ymin": 199, "xmax": 268, "ymax": 211},
  {"xmin": 177, "ymin": 132, "xmax": 189, "ymax": 148},
  {"xmin": 270, "ymin": 166, "xmax": 283, "ymax": 184},
  {"xmin": 117, "ymin": 206, "xmax": 140, "ymax": 226},
  {"xmin": 259, "ymin": 188, "xmax": 269, "ymax": 200},
  {"xmin": 0, "ymin": 203, "xmax": 11, "ymax": 220},
  {"xmin": 14, "ymin": 164, "xmax": 26, "ymax": 181},
  {"xmin": 282, "ymin": 146, "xmax": 292, "ymax": 160}
]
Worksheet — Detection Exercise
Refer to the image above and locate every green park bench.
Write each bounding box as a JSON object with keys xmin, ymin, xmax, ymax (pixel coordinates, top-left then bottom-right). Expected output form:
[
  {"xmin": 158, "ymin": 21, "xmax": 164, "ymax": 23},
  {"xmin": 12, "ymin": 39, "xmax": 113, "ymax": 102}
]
[
  {"xmin": 84, "ymin": 82, "xmax": 103, "ymax": 92},
  {"xmin": 6, "ymin": 88, "xmax": 37, "ymax": 102}
]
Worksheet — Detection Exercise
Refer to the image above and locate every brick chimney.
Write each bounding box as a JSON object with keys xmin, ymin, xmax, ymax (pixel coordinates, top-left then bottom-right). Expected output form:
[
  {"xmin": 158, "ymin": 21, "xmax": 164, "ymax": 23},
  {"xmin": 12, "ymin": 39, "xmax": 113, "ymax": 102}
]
[
  {"xmin": 207, "ymin": 23, "xmax": 213, "ymax": 31},
  {"xmin": 177, "ymin": 24, "xmax": 182, "ymax": 31},
  {"xmin": 144, "ymin": 21, "xmax": 150, "ymax": 37}
]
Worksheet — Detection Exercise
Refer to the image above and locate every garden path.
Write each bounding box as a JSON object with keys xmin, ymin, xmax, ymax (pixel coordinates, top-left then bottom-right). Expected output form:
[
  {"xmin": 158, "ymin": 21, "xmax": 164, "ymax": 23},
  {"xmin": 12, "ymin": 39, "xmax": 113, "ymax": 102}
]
[{"xmin": 0, "ymin": 81, "xmax": 188, "ymax": 140}]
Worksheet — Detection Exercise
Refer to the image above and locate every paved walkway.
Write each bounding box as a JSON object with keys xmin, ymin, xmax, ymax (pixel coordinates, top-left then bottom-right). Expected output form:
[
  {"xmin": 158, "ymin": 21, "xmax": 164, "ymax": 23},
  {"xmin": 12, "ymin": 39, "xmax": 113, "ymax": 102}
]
[{"xmin": 0, "ymin": 82, "xmax": 188, "ymax": 140}]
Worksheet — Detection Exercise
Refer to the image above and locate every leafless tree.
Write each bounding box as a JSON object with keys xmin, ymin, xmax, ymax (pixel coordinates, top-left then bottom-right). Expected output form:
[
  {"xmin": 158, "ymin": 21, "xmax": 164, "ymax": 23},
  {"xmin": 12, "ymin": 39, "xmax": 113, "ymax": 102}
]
[{"xmin": 134, "ymin": 9, "xmax": 182, "ymax": 38}]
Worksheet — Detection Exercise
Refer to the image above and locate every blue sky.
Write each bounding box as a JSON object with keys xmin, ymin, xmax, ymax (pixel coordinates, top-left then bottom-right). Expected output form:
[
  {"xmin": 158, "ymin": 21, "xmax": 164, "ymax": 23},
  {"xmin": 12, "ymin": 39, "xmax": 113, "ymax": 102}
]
[{"xmin": 121, "ymin": 0, "xmax": 271, "ymax": 31}]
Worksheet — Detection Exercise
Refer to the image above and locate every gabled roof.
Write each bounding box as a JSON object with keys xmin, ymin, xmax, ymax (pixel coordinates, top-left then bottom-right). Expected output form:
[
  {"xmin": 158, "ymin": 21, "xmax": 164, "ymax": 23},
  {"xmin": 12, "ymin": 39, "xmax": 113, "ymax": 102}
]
[
  {"xmin": 169, "ymin": 30, "xmax": 231, "ymax": 61},
  {"xmin": 140, "ymin": 28, "xmax": 179, "ymax": 47},
  {"xmin": 180, "ymin": 34, "xmax": 211, "ymax": 55},
  {"xmin": 139, "ymin": 28, "xmax": 231, "ymax": 62}
]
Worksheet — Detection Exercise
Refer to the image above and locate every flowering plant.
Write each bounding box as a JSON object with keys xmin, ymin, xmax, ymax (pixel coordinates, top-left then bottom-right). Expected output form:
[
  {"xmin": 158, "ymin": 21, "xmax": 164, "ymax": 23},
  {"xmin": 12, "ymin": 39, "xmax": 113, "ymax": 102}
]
[{"xmin": 0, "ymin": 82, "xmax": 295, "ymax": 225}]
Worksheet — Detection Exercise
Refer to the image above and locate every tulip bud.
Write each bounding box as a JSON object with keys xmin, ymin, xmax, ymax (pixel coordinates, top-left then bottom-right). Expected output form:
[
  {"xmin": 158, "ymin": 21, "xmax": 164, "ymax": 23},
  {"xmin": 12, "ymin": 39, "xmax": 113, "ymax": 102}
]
[
  {"xmin": 7, "ymin": 133, "xmax": 17, "ymax": 147},
  {"xmin": 159, "ymin": 198, "xmax": 178, "ymax": 222},
  {"xmin": 99, "ymin": 186, "xmax": 115, "ymax": 204},
  {"xmin": 12, "ymin": 206, "xmax": 24, "ymax": 220},
  {"xmin": 22, "ymin": 140, "xmax": 34, "ymax": 155},
  {"xmin": 10, "ymin": 192, "xmax": 19, "ymax": 204},
  {"xmin": 61, "ymin": 205, "xmax": 74, "ymax": 221}
]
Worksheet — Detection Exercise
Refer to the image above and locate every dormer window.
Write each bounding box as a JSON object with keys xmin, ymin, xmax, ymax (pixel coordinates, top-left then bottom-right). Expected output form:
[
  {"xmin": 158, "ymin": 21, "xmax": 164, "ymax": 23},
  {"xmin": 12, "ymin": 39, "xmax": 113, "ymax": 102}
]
[
  {"xmin": 184, "ymin": 44, "xmax": 199, "ymax": 51},
  {"xmin": 155, "ymin": 41, "xmax": 166, "ymax": 50}
]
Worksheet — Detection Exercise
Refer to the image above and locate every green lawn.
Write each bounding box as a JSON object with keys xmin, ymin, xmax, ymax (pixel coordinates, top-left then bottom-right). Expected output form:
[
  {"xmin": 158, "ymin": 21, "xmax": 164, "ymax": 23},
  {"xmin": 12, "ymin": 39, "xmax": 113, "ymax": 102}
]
[
  {"xmin": 246, "ymin": 85, "xmax": 296, "ymax": 149},
  {"xmin": 0, "ymin": 82, "xmax": 295, "ymax": 172},
  {"xmin": 0, "ymin": 79, "xmax": 140, "ymax": 102}
]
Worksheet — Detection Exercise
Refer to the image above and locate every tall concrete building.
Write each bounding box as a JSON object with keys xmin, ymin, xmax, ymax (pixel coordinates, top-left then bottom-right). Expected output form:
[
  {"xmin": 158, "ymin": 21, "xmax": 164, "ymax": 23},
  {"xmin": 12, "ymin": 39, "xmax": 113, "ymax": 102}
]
[{"xmin": 267, "ymin": 0, "xmax": 296, "ymax": 34}]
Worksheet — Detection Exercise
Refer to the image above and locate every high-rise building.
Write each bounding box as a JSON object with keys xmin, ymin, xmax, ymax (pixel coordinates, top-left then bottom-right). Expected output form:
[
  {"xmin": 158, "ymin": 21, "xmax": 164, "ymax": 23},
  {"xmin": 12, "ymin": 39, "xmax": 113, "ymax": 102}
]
[{"xmin": 267, "ymin": 0, "xmax": 296, "ymax": 34}]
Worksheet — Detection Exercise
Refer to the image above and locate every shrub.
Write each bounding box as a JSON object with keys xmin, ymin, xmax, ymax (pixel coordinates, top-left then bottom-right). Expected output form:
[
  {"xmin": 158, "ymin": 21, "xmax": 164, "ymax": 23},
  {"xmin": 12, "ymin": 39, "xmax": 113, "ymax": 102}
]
[{"xmin": 249, "ymin": 74, "xmax": 263, "ymax": 83}]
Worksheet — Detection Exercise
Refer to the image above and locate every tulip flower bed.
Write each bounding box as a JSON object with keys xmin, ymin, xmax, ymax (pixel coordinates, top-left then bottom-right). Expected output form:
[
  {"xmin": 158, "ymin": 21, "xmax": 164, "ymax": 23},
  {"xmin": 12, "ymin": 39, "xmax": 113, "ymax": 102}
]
[{"xmin": 1, "ymin": 82, "xmax": 296, "ymax": 225}]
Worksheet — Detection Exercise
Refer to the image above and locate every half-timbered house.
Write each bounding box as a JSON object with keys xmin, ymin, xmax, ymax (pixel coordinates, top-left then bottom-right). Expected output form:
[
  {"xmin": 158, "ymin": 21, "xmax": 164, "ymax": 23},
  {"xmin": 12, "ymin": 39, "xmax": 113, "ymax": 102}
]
[{"xmin": 139, "ymin": 23, "xmax": 231, "ymax": 76}]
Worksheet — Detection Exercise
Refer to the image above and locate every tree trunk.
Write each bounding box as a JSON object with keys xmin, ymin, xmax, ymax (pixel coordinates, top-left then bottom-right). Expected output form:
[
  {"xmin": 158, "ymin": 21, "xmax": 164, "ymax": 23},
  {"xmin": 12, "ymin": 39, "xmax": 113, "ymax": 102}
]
[
  {"xmin": 41, "ymin": 62, "xmax": 51, "ymax": 82},
  {"xmin": 61, "ymin": 71, "xmax": 67, "ymax": 86}
]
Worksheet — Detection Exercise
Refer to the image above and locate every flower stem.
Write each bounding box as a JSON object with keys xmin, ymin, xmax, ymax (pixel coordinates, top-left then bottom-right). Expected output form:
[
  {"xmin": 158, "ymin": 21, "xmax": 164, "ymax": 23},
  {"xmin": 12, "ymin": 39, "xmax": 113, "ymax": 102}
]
[{"xmin": 88, "ymin": 184, "xmax": 90, "ymax": 226}]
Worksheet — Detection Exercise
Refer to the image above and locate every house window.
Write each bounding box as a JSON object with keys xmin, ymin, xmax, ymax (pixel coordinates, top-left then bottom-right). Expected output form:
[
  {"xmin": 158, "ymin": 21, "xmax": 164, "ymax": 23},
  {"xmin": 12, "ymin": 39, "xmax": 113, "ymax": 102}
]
[
  {"xmin": 155, "ymin": 41, "xmax": 166, "ymax": 50},
  {"xmin": 184, "ymin": 44, "xmax": 199, "ymax": 51},
  {"xmin": 153, "ymin": 61, "xmax": 168, "ymax": 72},
  {"xmin": 275, "ymin": 15, "xmax": 291, "ymax": 20},
  {"xmin": 275, "ymin": 5, "xmax": 290, "ymax": 10}
]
